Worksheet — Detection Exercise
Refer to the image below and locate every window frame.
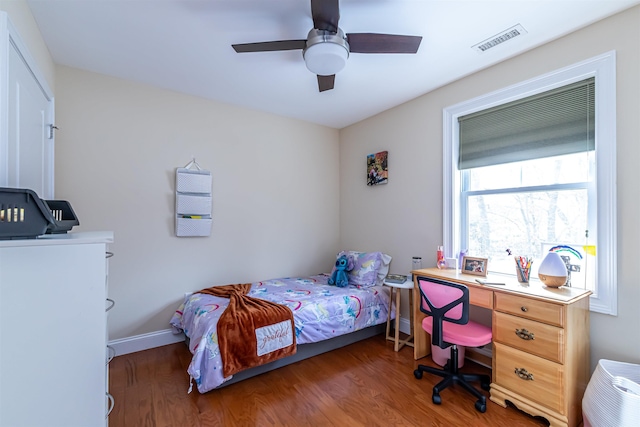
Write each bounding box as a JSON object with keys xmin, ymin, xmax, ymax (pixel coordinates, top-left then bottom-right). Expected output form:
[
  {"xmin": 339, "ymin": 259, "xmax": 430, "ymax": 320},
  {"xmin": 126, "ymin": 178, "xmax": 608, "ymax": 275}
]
[{"xmin": 443, "ymin": 51, "xmax": 617, "ymax": 315}]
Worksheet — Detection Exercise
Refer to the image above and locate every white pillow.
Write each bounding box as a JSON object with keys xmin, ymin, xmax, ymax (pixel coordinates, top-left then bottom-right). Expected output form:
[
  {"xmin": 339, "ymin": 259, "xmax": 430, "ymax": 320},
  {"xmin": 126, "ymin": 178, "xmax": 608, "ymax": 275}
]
[{"xmin": 376, "ymin": 253, "xmax": 393, "ymax": 285}]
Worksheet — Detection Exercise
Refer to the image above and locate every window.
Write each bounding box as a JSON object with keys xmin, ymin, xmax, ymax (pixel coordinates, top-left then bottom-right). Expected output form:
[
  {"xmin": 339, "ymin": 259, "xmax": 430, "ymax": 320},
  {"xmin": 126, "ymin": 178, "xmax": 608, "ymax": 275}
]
[{"xmin": 443, "ymin": 52, "xmax": 617, "ymax": 315}]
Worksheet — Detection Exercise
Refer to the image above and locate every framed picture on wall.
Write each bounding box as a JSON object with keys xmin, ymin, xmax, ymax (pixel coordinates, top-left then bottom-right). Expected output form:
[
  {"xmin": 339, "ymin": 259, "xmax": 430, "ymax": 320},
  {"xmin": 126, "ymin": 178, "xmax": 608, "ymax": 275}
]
[
  {"xmin": 367, "ymin": 151, "xmax": 388, "ymax": 185},
  {"xmin": 461, "ymin": 256, "xmax": 488, "ymax": 277}
]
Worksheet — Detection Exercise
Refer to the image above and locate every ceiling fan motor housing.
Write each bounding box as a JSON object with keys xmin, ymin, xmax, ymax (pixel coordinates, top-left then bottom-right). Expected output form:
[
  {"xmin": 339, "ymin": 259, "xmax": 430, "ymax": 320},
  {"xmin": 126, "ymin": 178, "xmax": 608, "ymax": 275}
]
[{"xmin": 303, "ymin": 28, "xmax": 350, "ymax": 76}]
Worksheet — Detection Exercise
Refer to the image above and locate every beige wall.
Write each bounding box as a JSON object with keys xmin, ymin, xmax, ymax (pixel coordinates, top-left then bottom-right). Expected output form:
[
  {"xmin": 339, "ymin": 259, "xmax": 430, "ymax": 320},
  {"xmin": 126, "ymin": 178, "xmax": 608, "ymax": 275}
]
[
  {"xmin": 5, "ymin": 0, "xmax": 639, "ymax": 367},
  {"xmin": 54, "ymin": 66, "xmax": 340, "ymax": 339},
  {"xmin": 0, "ymin": 0, "xmax": 55, "ymax": 91},
  {"xmin": 340, "ymin": 6, "xmax": 640, "ymax": 368}
]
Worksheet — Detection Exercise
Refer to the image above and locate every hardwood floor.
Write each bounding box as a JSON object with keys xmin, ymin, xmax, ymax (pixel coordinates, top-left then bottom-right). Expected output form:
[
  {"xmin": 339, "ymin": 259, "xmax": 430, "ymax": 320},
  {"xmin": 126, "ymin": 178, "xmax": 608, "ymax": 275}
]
[{"xmin": 109, "ymin": 335, "xmax": 550, "ymax": 426}]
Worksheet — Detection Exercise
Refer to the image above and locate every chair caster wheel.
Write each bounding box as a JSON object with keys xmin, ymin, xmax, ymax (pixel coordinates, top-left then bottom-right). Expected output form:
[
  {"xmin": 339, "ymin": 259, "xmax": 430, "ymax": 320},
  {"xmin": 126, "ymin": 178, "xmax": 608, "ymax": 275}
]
[
  {"xmin": 432, "ymin": 393, "xmax": 442, "ymax": 405},
  {"xmin": 414, "ymin": 369, "xmax": 423, "ymax": 379},
  {"xmin": 481, "ymin": 381, "xmax": 491, "ymax": 391},
  {"xmin": 475, "ymin": 400, "xmax": 486, "ymax": 413}
]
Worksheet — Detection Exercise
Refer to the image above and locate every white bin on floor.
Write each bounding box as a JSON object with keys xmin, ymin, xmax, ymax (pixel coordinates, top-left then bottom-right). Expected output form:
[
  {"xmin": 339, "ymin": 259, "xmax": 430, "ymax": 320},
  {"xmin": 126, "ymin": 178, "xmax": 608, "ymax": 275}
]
[
  {"xmin": 582, "ymin": 359, "xmax": 640, "ymax": 427},
  {"xmin": 431, "ymin": 344, "xmax": 465, "ymax": 368}
]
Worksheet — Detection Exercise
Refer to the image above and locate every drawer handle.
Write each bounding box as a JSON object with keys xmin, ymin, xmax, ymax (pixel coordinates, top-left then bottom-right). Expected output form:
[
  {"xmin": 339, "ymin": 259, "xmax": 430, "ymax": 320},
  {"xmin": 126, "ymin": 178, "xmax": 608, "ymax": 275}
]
[
  {"xmin": 106, "ymin": 251, "xmax": 114, "ymax": 259},
  {"xmin": 106, "ymin": 298, "xmax": 115, "ymax": 312},
  {"xmin": 520, "ymin": 306, "xmax": 528, "ymax": 312},
  {"xmin": 106, "ymin": 392, "xmax": 115, "ymax": 418},
  {"xmin": 514, "ymin": 367, "xmax": 534, "ymax": 381},
  {"xmin": 515, "ymin": 328, "xmax": 535, "ymax": 340}
]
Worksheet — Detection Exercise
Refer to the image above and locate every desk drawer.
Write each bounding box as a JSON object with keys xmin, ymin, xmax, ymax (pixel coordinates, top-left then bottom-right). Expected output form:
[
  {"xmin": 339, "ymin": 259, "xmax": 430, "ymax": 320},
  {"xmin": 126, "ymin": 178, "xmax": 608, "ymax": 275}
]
[
  {"xmin": 494, "ymin": 311, "xmax": 564, "ymax": 363},
  {"xmin": 494, "ymin": 342, "xmax": 565, "ymax": 414},
  {"xmin": 495, "ymin": 293, "xmax": 564, "ymax": 327},
  {"xmin": 470, "ymin": 286, "xmax": 493, "ymax": 309}
]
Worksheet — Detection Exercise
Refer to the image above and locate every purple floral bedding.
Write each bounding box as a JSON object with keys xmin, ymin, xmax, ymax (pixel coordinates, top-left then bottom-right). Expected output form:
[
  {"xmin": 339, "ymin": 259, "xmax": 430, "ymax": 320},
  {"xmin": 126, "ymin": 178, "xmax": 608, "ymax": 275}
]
[{"xmin": 170, "ymin": 273, "xmax": 392, "ymax": 393}]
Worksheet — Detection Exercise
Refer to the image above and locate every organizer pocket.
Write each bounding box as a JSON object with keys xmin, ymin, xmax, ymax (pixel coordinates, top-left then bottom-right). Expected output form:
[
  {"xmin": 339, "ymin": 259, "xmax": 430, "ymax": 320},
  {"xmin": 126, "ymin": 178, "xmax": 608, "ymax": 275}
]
[
  {"xmin": 176, "ymin": 194, "xmax": 212, "ymax": 216},
  {"xmin": 176, "ymin": 169, "xmax": 212, "ymax": 193},
  {"xmin": 176, "ymin": 217, "xmax": 213, "ymax": 237}
]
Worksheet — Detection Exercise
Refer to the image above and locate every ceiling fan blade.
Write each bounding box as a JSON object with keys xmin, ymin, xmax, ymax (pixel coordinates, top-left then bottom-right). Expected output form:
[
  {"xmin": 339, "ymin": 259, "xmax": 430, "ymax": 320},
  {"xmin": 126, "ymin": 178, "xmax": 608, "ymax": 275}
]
[
  {"xmin": 317, "ymin": 74, "xmax": 335, "ymax": 92},
  {"xmin": 232, "ymin": 40, "xmax": 306, "ymax": 53},
  {"xmin": 311, "ymin": 0, "xmax": 339, "ymax": 32},
  {"xmin": 346, "ymin": 33, "xmax": 422, "ymax": 54}
]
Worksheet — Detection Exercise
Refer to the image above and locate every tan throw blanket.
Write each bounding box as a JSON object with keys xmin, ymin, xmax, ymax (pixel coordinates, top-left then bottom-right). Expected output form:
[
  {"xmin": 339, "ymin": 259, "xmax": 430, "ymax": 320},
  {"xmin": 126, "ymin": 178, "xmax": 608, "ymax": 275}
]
[{"xmin": 197, "ymin": 283, "xmax": 296, "ymax": 377}]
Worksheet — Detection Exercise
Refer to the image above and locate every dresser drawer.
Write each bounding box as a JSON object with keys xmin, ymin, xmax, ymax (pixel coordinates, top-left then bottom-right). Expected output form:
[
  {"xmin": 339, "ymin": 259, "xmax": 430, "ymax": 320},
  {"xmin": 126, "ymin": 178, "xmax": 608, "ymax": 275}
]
[
  {"xmin": 494, "ymin": 292, "xmax": 564, "ymax": 327},
  {"xmin": 494, "ymin": 311, "xmax": 564, "ymax": 363},
  {"xmin": 494, "ymin": 342, "xmax": 565, "ymax": 414}
]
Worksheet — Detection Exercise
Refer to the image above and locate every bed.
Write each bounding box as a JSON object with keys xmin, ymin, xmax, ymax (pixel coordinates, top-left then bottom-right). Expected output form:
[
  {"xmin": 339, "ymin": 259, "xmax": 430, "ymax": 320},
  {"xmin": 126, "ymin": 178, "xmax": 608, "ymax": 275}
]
[{"xmin": 170, "ymin": 251, "xmax": 393, "ymax": 393}]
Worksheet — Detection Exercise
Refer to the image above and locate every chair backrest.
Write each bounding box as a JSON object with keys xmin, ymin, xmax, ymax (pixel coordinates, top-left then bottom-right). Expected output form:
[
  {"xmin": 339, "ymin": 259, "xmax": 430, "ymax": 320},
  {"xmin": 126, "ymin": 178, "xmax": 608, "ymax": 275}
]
[{"xmin": 416, "ymin": 276, "xmax": 470, "ymax": 349}]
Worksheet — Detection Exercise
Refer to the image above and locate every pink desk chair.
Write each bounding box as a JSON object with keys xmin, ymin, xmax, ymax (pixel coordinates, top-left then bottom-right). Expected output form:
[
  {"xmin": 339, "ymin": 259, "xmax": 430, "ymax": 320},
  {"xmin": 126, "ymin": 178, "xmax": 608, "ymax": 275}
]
[{"xmin": 413, "ymin": 276, "xmax": 492, "ymax": 412}]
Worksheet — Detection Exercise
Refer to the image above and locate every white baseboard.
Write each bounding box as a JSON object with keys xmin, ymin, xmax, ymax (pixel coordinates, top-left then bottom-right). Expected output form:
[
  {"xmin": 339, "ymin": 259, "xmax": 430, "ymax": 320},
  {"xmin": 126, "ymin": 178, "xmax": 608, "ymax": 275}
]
[
  {"xmin": 399, "ymin": 316, "xmax": 412, "ymax": 335},
  {"xmin": 472, "ymin": 344, "xmax": 493, "ymax": 358},
  {"xmin": 108, "ymin": 329, "xmax": 185, "ymax": 356}
]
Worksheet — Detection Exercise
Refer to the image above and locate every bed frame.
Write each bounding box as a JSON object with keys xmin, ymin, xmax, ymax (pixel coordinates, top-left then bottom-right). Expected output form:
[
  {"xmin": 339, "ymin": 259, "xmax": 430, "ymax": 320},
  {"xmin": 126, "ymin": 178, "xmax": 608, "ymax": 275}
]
[{"xmin": 186, "ymin": 323, "xmax": 385, "ymax": 389}]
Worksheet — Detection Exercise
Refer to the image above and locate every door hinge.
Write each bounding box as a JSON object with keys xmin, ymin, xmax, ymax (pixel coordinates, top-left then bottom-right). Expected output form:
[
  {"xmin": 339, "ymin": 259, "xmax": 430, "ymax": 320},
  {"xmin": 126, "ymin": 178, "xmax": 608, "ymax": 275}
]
[{"xmin": 48, "ymin": 124, "xmax": 59, "ymax": 139}]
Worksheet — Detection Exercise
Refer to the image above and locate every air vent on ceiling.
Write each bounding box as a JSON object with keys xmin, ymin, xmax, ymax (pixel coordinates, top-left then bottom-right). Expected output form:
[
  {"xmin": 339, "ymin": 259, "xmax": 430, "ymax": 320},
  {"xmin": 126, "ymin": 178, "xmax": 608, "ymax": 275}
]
[{"xmin": 472, "ymin": 24, "xmax": 527, "ymax": 53}]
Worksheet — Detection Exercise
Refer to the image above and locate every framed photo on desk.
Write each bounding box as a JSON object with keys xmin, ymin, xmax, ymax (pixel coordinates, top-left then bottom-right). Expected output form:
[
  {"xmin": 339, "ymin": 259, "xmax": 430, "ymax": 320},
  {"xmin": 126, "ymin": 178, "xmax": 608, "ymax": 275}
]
[{"xmin": 462, "ymin": 256, "xmax": 488, "ymax": 277}]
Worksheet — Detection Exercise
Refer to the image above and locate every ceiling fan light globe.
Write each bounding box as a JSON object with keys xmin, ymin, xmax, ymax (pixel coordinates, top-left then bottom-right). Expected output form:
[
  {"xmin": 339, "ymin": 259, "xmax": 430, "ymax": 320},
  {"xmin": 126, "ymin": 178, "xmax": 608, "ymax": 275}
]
[{"xmin": 304, "ymin": 42, "xmax": 349, "ymax": 76}]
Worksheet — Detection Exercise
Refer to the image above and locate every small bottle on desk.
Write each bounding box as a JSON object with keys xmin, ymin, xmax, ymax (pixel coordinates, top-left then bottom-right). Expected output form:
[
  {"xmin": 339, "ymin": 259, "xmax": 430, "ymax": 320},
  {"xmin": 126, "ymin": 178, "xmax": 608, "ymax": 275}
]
[{"xmin": 436, "ymin": 246, "xmax": 447, "ymax": 269}]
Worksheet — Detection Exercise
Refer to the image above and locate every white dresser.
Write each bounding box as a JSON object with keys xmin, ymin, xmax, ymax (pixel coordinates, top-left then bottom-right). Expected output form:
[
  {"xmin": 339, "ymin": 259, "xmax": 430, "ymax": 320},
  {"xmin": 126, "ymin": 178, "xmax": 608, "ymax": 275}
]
[{"xmin": 0, "ymin": 231, "xmax": 114, "ymax": 427}]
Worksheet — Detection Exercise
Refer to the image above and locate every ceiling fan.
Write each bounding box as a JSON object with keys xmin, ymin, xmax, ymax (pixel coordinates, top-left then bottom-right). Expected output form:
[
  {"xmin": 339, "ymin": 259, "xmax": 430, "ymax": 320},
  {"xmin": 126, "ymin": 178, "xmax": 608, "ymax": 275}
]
[{"xmin": 232, "ymin": 0, "xmax": 422, "ymax": 92}]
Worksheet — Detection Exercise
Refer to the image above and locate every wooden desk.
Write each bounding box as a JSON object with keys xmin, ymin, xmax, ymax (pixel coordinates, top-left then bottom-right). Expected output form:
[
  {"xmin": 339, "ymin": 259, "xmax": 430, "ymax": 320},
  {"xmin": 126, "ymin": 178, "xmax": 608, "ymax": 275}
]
[{"xmin": 411, "ymin": 268, "xmax": 591, "ymax": 427}]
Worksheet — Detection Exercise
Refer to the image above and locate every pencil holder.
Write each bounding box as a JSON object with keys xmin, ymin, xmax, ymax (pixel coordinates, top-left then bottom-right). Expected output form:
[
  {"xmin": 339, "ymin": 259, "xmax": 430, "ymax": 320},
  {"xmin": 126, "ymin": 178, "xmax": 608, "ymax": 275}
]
[{"xmin": 515, "ymin": 260, "xmax": 530, "ymax": 283}]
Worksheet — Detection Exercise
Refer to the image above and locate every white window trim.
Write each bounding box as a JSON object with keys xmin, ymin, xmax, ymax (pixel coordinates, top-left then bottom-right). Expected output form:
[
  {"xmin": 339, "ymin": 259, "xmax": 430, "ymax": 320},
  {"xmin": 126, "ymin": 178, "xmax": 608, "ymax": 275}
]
[{"xmin": 443, "ymin": 51, "xmax": 617, "ymax": 315}]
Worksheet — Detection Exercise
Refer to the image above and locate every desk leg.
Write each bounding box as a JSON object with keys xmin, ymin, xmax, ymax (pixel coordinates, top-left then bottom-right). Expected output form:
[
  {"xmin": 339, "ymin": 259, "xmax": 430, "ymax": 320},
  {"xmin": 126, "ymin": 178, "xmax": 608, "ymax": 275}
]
[
  {"xmin": 408, "ymin": 288, "xmax": 414, "ymax": 339},
  {"xmin": 413, "ymin": 281, "xmax": 431, "ymax": 360}
]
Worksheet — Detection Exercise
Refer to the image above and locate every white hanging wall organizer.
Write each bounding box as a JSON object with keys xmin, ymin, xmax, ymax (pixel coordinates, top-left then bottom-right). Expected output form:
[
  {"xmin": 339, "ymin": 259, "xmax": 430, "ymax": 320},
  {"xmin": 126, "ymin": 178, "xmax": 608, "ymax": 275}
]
[{"xmin": 175, "ymin": 160, "xmax": 212, "ymax": 237}]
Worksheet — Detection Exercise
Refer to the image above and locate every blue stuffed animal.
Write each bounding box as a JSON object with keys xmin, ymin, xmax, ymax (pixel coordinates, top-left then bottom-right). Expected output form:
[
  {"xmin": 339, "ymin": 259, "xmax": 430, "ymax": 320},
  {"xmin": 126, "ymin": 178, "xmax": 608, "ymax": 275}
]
[{"xmin": 328, "ymin": 255, "xmax": 353, "ymax": 288}]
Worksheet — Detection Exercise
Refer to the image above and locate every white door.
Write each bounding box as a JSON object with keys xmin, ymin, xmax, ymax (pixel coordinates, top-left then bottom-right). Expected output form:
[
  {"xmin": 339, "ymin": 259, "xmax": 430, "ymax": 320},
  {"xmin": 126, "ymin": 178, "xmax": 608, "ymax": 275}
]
[
  {"xmin": 0, "ymin": 13, "xmax": 55, "ymax": 199},
  {"xmin": 7, "ymin": 40, "xmax": 54, "ymax": 199}
]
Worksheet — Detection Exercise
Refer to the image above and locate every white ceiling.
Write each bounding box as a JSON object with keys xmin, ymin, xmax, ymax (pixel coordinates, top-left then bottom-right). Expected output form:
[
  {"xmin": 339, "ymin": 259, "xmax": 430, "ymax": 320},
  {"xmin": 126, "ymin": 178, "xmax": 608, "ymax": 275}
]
[{"xmin": 26, "ymin": 0, "xmax": 640, "ymax": 129}]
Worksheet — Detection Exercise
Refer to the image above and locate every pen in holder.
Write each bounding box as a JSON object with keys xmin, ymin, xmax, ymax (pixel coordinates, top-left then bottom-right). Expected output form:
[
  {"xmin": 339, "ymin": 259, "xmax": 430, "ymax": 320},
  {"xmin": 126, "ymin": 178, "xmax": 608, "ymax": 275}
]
[{"xmin": 515, "ymin": 256, "xmax": 532, "ymax": 283}]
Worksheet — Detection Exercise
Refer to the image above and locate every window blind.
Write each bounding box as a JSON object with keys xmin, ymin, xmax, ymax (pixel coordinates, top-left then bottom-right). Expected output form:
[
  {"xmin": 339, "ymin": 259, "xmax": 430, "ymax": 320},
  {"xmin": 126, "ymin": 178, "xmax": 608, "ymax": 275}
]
[{"xmin": 458, "ymin": 77, "xmax": 594, "ymax": 170}]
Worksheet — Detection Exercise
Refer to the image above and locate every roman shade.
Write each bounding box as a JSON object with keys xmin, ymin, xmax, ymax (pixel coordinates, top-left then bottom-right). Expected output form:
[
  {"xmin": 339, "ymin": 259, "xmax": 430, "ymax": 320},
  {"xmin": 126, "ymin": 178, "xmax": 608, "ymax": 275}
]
[{"xmin": 458, "ymin": 77, "xmax": 594, "ymax": 170}]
